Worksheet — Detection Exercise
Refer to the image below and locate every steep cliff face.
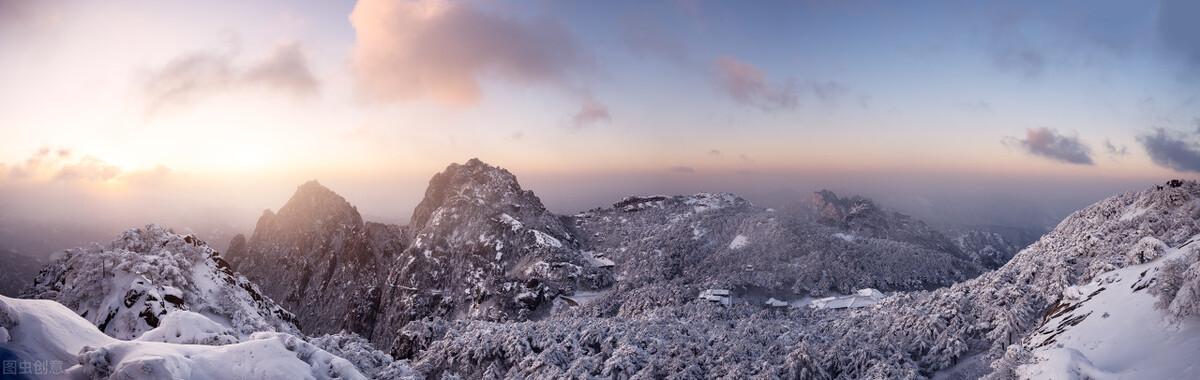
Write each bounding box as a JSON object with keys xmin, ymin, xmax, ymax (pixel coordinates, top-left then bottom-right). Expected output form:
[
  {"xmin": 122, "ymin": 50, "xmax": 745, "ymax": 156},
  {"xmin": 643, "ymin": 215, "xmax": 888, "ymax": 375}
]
[
  {"xmin": 225, "ymin": 181, "xmax": 404, "ymax": 337},
  {"xmin": 374, "ymin": 159, "xmax": 612, "ymax": 354}
]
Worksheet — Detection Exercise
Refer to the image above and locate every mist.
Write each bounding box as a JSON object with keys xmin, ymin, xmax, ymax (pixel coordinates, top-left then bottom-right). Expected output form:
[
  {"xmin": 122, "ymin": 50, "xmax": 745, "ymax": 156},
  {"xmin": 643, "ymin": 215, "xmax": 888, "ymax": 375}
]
[{"xmin": 0, "ymin": 159, "xmax": 1168, "ymax": 261}]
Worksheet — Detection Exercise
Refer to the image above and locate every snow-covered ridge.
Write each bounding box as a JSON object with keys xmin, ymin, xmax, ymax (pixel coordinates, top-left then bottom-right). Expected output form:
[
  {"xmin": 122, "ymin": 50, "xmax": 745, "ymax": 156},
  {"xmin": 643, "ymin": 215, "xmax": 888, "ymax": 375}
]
[
  {"xmin": 0, "ymin": 296, "xmax": 371, "ymax": 379},
  {"xmin": 611, "ymin": 192, "xmax": 749, "ymax": 214},
  {"xmin": 1018, "ymin": 236, "xmax": 1200, "ymax": 379},
  {"xmin": 23, "ymin": 224, "xmax": 300, "ymax": 340}
]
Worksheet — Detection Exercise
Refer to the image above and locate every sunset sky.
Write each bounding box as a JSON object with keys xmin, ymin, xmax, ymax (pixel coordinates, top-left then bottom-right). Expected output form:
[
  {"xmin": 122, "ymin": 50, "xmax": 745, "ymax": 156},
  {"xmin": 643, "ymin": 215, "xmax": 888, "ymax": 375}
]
[{"xmin": 1, "ymin": 0, "xmax": 1199, "ymax": 230}]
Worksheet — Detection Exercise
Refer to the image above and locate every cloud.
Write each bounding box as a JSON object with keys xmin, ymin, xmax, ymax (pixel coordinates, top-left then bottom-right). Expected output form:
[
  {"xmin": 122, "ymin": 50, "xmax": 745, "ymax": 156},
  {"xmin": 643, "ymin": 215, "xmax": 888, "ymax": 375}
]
[
  {"xmin": 1138, "ymin": 128, "xmax": 1200, "ymax": 172},
  {"xmin": 5, "ymin": 146, "xmax": 54, "ymax": 180},
  {"xmin": 571, "ymin": 96, "xmax": 611, "ymax": 128},
  {"xmin": 1, "ymin": 147, "xmax": 170, "ymax": 185},
  {"xmin": 711, "ymin": 56, "xmax": 853, "ymax": 110},
  {"xmin": 242, "ymin": 43, "xmax": 319, "ymax": 96},
  {"xmin": 667, "ymin": 166, "xmax": 696, "ymax": 173},
  {"xmin": 141, "ymin": 42, "xmax": 318, "ymax": 113},
  {"xmin": 1006, "ymin": 128, "xmax": 1094, "ymax": 165},
  {"xmin": 707, "ymin": 149, "xmax": 722, "ymax": 157},
  {"xmin": 713, "ymin": 56, "xmax": 798, "ymax": 111},
  {"xmin": 1158, "ymin": 0, "xmax": 1200, "ymax": 68},
  {"xmin": 810, "ymin": 80, "xmax": 848, "ymax": 104},
  {"xmin": 1103, "ymin": 139, "xmax": 1128, "ymax": 157},
  {"xmin": 349, "ymin": 0, "xmax": 583, "ymax": 106},
  {"xmin": 54, "ymin": 156, "xmax": 121, "ymax": 182}
]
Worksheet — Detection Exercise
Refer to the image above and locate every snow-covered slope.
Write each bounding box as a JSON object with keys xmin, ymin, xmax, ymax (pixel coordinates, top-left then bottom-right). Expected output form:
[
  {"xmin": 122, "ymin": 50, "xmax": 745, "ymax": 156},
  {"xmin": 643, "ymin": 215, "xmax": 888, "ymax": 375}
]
[
  {"xmin": 0, "ymin": 296, "xmax": 370, "ymax": 380},
  {"xmin": 22, "ymin": 225, "xmax": 300, "ymax": 339},
  {"xmin": 570, "ymin": 189, "xmax": 984, "ymax": 318},
  {"xmin": 1018, "ymin": 236, "xmax": 1200, "ymax": 379}
]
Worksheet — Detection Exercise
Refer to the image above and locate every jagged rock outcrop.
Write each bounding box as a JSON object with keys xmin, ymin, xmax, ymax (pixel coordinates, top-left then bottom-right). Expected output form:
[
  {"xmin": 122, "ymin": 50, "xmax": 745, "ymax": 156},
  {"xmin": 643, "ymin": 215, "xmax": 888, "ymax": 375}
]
[
  {"xmin": 374, "ymin": 159, "xmax": 612, "ymax": 355},
  {"xmin": 22, "ymin": 225, "xmax": 299, "ymax": 339},
  {"xmin": 225, "ymin": 180, "xmax": 404, "ymax": 338}
]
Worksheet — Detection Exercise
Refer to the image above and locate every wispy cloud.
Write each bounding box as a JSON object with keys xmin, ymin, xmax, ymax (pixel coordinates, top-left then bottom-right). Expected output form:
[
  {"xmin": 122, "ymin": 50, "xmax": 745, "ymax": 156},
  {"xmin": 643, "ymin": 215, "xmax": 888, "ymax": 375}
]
[
  {"xmin": 141, "ymin": 42, "xmax": 318, "ymax": 113},
  {"xmin": 711, "ymin": 56, "xmax": 855, "ymax": 111},
  {"xmin": 713, "ymin": 56, "xmax": 798, "ymax": 111},
  {"xmin": 667, "ymin": 166, "xmax": 696, "ymax": 173},
  {"xmin": 1005, "ymin": 128, "xmax": 1094, "ymax": 165},
  {"xmin": 1139, "ymin": 128, "xmax": 1200, "ymax": 172},
  {"xmin": 1103, "ymin": 139, "xmax": 1128, "ymax": 157},
  {"xmin": 2, "ymin": 147, "xmax": 170, "ymax": 184},
  {"xmin": 571, "ymin": 96, "xmax": 611, "ymax": 128}
]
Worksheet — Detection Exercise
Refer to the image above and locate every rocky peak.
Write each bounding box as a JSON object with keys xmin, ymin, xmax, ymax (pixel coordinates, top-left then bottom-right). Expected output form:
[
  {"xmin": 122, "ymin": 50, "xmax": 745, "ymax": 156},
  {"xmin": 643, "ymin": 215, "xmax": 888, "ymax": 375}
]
[
  {"xmin": 274, "ymin": 180, "xmax": 363, "ymax": 229},
  {"xmin": 808, "ymin": 190, "xmax": 884, "ymax": 229},
  {"xmin": 409, "ymin": 159, "xmax": 550, "ymax": 232}
]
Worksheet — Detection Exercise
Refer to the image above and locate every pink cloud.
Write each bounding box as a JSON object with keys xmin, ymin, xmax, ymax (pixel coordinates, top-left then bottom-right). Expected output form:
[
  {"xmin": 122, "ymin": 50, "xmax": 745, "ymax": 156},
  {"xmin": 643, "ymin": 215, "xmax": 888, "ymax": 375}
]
[
  {"xmin": 349, "ymin": 0, "xmax": 584, "ymax": 106},
  {"xmin": 713, "ymin": 56, "xmax": 798, "ymax": 111}
]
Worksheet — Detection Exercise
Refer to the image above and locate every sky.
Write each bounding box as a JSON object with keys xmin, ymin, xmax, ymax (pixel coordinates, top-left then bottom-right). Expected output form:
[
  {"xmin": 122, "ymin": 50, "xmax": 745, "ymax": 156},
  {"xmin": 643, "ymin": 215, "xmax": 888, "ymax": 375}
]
[{"xmin": 1, "ymin": 0, "xmax": 1200, "ymax": 240}]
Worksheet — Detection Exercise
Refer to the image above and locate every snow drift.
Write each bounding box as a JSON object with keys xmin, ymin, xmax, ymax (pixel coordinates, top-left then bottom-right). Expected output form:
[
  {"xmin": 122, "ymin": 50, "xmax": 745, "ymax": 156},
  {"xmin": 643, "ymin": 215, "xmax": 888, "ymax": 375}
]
[{"xmin": 0, "ymin": 296, "xmax": 367, "ymax": 379}]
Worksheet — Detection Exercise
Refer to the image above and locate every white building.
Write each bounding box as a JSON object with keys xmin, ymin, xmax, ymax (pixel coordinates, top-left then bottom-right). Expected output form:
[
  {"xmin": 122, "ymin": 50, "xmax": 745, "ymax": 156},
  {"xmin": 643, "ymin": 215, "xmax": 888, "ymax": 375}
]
[
  {"xmin": 699, "ymin": 289, "xmax": 732, "ymax": 307},
  {"xmin": 765, "ymin": 298, "xmax": 789, "ymax": 308},
  {"xmin": 809, "ymin": 288, "xmax": 886, "ymax": 310}
]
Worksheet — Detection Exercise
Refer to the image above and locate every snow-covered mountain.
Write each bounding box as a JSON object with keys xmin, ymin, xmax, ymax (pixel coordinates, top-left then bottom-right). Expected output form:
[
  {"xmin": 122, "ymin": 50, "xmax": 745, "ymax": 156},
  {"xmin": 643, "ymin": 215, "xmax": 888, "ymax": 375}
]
[
  {"xmin": 375, "ymin": 179, "xmax": 1200, "ymax": 378},
  {"xmin": 22, "ymin": 225, "xmax": 300, "ymax": 339},
  {"xmin": 221, "ymin": 158, "xmax": 1012, "ymax": 363},
  {"xmin": 10, "ymin": 158, "xmax": 1191, "ymax": 379},
  {"xmin": 227, "ymin": 159, "xmax": 614, "ymax": 354},
  {"xmin": 372, "ymin": 159, "xmax": 613, "ymax": 350},
  {"xmin": 224, "ymin": 180, "xmax": 404, "ymax": 338},
  {"xmin": 4, "ymin": 224, "xmax": 419, "ymax": 379},
  {"xmin": 569, "ymin": 190, "xmax": 985, "ymax": 318}
]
